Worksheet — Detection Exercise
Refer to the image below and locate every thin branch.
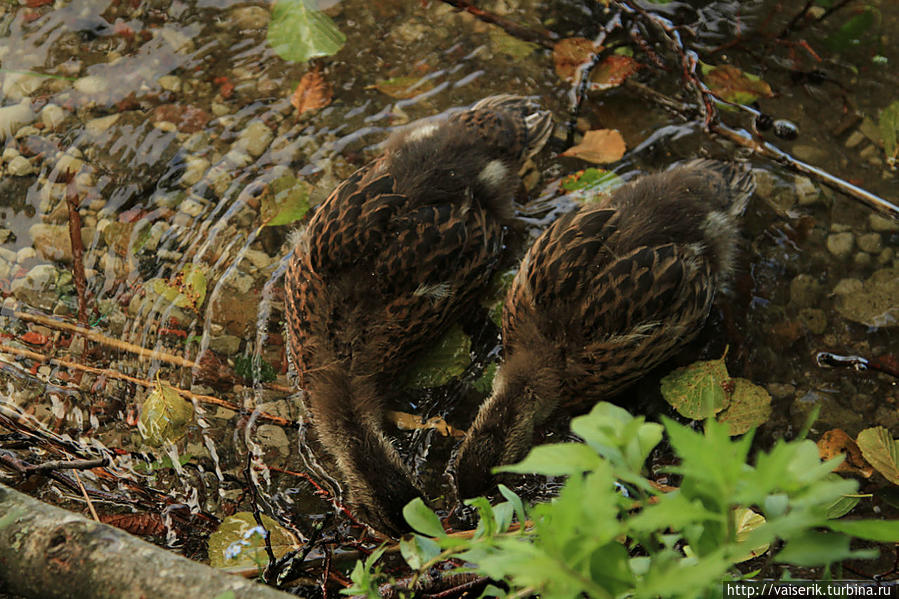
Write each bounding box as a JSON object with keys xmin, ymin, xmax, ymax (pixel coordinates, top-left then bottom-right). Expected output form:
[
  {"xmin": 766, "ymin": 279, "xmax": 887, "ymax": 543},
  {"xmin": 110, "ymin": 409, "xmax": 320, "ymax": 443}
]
[{"xmin": 438, "ymin": 0, "xmax": 557, "ymax": 49}]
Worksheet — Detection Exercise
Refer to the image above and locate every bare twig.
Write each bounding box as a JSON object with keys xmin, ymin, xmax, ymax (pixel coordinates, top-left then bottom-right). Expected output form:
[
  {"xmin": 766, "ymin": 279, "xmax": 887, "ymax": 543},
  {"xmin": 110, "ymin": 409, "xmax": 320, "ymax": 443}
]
[
  {"xmin": 24, "ymin": 457, "xmax": 109, "ymax": 473},
  {"xmin": 778, "ymin": 0, "xmax": 814, "ymax": 39},
  {"xmin": 65, "ymin": 191, "xmax": 89, "ymax": 327},
  {"xmin": 439, "ymin": 0, "xmax": 557, "ymax": 49}
]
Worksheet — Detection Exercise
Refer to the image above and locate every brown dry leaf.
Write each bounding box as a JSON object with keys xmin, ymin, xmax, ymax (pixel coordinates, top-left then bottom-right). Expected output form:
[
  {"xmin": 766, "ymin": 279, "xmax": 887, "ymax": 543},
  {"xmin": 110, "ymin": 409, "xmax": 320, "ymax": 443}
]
[
  {"xmin": 387, "ymin": 410, "xmax": 464, "ymax": 437},
  {"xmin": 373, "ymin": 76, "xmax": 435, "ymax": 99},
  {"xmin": 562, "ymin": 129, "xmax": 626, "ymax": 164},
  {"xmin": 817, "ymin": 429, "xmax": 874, "ymax": 478},
  {"xmin": 702, "ymin": 64, "xmax": 773, "ymax": 105},
  {"xmin": 590, "ymin": 55, "xmax": 642, "ymax": 91},
  {"xmin": 553, "ymin": 37, "xmax": 600, "ymax": 84},
  {"xmin": 291, "ymin": 69, "xmax": 332, "ymax": 116}
]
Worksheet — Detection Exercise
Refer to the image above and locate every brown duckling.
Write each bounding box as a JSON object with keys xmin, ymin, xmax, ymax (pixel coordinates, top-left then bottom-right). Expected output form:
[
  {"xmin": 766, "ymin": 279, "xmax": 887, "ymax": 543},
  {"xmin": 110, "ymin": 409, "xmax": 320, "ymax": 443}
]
[
  {"xmin": 453, "ymin": 160, "xmax": 755, "ymax": 499},
  {"xmin": 285, "ymin": 96, "xmax": 553, "ymax": 536}
]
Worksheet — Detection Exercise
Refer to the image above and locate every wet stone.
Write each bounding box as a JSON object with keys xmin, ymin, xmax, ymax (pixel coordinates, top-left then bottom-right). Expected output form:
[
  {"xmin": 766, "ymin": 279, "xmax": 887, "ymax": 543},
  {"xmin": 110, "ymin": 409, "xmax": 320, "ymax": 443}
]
[
  {"xmin": 793, "ymin": 175, "xmax": 821, "ymax": 206},
  {"xmin": 854, "ymin": 252, "xmax": 871, "ymax": 267},
  {"xmin": 798, "ymin": 308, "xmax": 827, "ymax": 334},
  {"xmin": 158, "ymin": 75, "xmax": 182, "ymax": 93},
  {"xmin": 11, "ymin": 264, "xmax": 59, "ymax": 311},
  {"xmin": 833, "ymin": 267, "xmax": 899, "ymax": 327},
  {"xmin": 208, "ymin": 334, "xmax": 242, "ymax": 356},
  {"xmin": 178, "ymin": 197, "xmax": 207, "ymax": 217},
  {"xmin": 6, "ymin": 155, "xmax": 34, "ymax": 176},
  {"xmin": 242, "ymin": 248, "xmax": 273, "ymax": 270},
  {"xmin": 229, "ymin": 6, "xmax": 270, "ymax": 29},
  {"xmin": 85, "ymin": 114, "xmax": 120, "ymax": 136},
  {"xmin": 870, "ymin": 214, "xmax": 899, "ymax": 233},
  {"xmin": 2, "ymin": 147, "xmax": 19, "ymax": 162},
  {"xmin": 180, "ymin": 156, "xmax": 209, "ymax": 187},
  {"xmin": 74, "ymin": 75, "xmax": 109, "ymax": 96},
  {"xmin": 40, "ymin": 104, "xmax": 67, "ymax": 129},
  {"xmin": 29, "ymin": 223, "xmax": 73, "ymax": 262},
  {"xmin": 857, "ymin": 233, "xmax": 883, "ymax": 254},
  {"xmin": 833, "ymin": 278, "xmax": 863, "ymax": 296},
  {"xmin": 789, "ymin": 273, "xmax": 822, "ymax": 308},
  {"xmin": 826, "ymin": 232, "xmax": 854, "ymax": 259},
  {"xmin": 879, "ymin": 248, "xmax": 895, "ymax": 265},
  {"xmin": 255, "ymin": 425, "xmax": 289, "ymax": 460},
  {"xmin": 235, "ymin": 120, "xmax": 274, "ymax": 158},
  {"xmin": 0, "ymin": 103, "xmax": 36, "ymax": 140}
]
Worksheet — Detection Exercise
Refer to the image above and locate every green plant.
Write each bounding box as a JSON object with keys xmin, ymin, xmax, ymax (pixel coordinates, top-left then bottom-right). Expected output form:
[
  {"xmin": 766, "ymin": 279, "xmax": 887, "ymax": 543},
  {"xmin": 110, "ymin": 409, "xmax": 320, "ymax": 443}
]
[{"xmin": 346, "ymin": 403, "xmax": 899, "ymax": 598}]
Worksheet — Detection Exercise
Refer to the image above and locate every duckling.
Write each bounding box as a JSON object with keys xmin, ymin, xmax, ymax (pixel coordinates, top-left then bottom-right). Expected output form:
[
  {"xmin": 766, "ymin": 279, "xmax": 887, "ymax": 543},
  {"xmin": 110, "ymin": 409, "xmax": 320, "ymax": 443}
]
[
  {"xmin": 453, "ymin": 160, "xmax": 755, "ymax": 499},
  {"xmin": 284, "ymin": 96, "xmax": 553, "ymax": 536}
]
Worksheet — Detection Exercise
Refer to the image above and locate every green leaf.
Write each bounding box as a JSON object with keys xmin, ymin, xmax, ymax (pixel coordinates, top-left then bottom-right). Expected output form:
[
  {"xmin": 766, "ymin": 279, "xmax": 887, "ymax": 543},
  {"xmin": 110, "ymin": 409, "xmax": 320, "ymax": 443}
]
[
  {"xmin": 268, "ymin": 0, "xmax": 345, "ymax": 63},
  {"xmin": 472, "ymin": 361, "xmax": 498, "ymax": 394},
  {"xmin": 498, "ymin": 484, "xmax": 527, "ymax": 529},
  {"xmin": 716, "ymin": 378, "xmax": 772, "ymax": 435},
  {"xmin": 571, "ymin": 402, "xmax": 663, "ymax": 472},
  {"xmin": 496, "ymin": 442, "xmax": 601, "ymax": 477},
  {"xmin": 402, "ymin": 324, "xmax": 471, "ymax": 389},
  {"xmin": 825, "ymin": 7, "xmax": 878, "ymax": 52},
  {"xmin": 776, "ymin": 531, "xmax": 876, "ymax": 566},
  {"xmin": 589, "ymin": 542, "xmax": 635, "ymax": 595},
  {"xmin": 824, "ymin": 494, "xmax": 861, "ymax": 520},
  {"xmin": 827, "ymin": 519, "xmax": 899, "ymax": 543},
  {"xmin": 138, "ymin": 379, "xmax": 194, "ymax": 446},
  {"xmin": 856, "ymin": 426, "xmax": 899, "ymax": 485},
  {"xmin": 560, "ymin": 167, "xmax": 625, "ymax": 198},
  {"xmin": 207, "ymin": 512, "xmax": 296, "ymax": 570},
  {"xmin": 879, "ymin": 100, "xmax": 899, "ymax": 166},
  {"xmin": 261, "ymin": 174, "xmax": 312, "ymax": 227},
  {"xmin": 399, "ymin": 534, "xmax": 442, "ymax": 569},
  {"xmin": 660, "ymin": 356, "xmax": 731, "ymax": 419},
  {"xmin": 150, "ymin": 263, "xmax": 207, "ymax": 310},
  {"xmin": 402, "ymin": 497, "xmax": 446, "ymax": 538}
]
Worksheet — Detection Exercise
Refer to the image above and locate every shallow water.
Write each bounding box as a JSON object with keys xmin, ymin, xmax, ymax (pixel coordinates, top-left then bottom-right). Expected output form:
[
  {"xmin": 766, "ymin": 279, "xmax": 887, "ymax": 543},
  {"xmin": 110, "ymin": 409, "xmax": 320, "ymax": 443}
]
[{"xmin": 0, "ymin": 0, "xmax": 897, "ymax": 577}]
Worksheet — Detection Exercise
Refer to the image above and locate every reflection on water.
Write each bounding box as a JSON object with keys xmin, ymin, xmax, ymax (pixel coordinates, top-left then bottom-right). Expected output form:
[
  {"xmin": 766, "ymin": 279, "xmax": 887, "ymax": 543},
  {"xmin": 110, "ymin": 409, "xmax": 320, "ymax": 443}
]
[{"xmin": 0, "ymin": 0, "xmax": 897, "ymax": 569}]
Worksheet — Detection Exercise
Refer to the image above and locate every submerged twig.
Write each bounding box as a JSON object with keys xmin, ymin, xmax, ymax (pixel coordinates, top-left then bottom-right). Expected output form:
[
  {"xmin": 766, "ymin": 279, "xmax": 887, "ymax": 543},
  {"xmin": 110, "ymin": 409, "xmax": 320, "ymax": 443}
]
[{"xmin": 438, "ymin": 0, "xmax": 557, "ymax": 49}]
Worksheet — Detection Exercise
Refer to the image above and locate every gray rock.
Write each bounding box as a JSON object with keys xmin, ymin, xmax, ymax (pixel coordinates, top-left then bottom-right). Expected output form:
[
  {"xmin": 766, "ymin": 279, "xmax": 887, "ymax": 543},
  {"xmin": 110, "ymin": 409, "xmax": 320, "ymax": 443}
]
[
  {"xmin": 870, "ymin": 214, "xmax": 899, "ymax": 233},
  {"xmin": 179, "ymin": 156, "xmax": 209, "ymax": 187},
  {"xmin": 789, "ymin": 274, "xmax": 822, "ymax": 308},
  {"xmin": 857, "ymin": 232, "xmax": 882, "ymax": 254},
  {"xmin": 826, "ymin": 232, "xmax": 854, "ymax": 259},
  {"xmin": 798, "ymin": 308, "xmax": 827, "ymax": 334},
  {"xmin": 6, "ymin": 155, "xmax": 34, "ymax": 176},
  {"xmin": 243, "ymin": 248, "xmax": 273, "ymax": 270},
  {"xmin": 40, "ymin": 104, "xmax": 67, "ymax": 128},
  {"xmin": 0, "ymin": 103, "xmax": 36, "ymax": 141},
  {"xmin": 158, "ymin": 75, "xmax": 182, "ymax": 93},
  {"xmin": 11, "ymin": 264, "xmax": 59, "ymax": 310},
  {"xmin": 85, "ymin": 114, "xmax": 120, "ymax": 136},
  {"xmin": 30, "ymin": 223, "xmax": 73, "ymax": 262},
  {"xmin": 74, "ymin": 75, "xmax": 109, "ymax": 95},
  {"xmin": 235, "ymin": 120, "xmax": 273, "ymax": 158},
  {"xmin": 834, "ymin": 267, "xmax": 899, "ymax": 327},
  {"xmin": 793, "ymin": 175, "xmax": 821, "ymax": 206},
  {"xmin": 208, "ymin": 334, "xmax": 242, "ymax": 355},
  {"xmin": 230, "ymin": 6, "xmax": 270, "ymax": 29},
  {"xmin": 833, "ymin": 278, "xmax": 863, "ymax": 296}
]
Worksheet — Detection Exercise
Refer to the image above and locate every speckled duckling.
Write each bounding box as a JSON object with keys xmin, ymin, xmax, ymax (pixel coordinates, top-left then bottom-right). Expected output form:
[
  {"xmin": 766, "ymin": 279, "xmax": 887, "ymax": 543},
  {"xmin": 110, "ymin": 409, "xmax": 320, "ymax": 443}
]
[
  {"xmin": 453, "ymin": 160, "xmax": 755, "ymax": 499},
  {"xmin": 285, "ymin": 96, "xmax": 553, "ymax": 536}
]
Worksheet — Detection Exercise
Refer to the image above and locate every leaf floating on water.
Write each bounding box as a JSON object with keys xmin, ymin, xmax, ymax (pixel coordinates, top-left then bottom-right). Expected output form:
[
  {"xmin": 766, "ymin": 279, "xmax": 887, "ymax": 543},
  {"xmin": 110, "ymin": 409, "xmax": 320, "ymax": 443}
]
[
  {"xmin": 660, "ymin": 355, "xmax": 731, "ymax": 420},
  {"xmin": 856, "ymin": 426, "xmax": 899, "ymax": 485},
  {"xmin": 716, "ymin": 378, "xmax": 772, "ymax": 435},
  {"xmin": 373, "ymin": 75, "xmax": 435, "ymax": 99},
  {"xmin": 208, "ymin": 512, "xmax": 297, "ymax": 570},
  {"xmin": 402, "ymin": 324, "xmax": 471, "ymax": 389},
  {"xmin": 590, "ymin": 55, "xmax": 642, "ymax": 91},
  {"xmin": 150, "ymin": 263, "xmax": 207, "ymax": 310},
  {"xmin": 560, "ymin": 167, "xmax": 624, "ymax": 202},
  {"xmin": 138, "ymin": 379, "xmax": 194, "ymax": 447},
  {"xmin": 561, "ymin": 129, "xmax": 626, "ymax": 164},
  {"xmin": 291, "ymin": 68, "xmax": 332, "ymax": 116},
  {"xmin": 817, "ymin": 429, "xmax": 873, "ymax": 479},
  {"xmin": 268, "ymin": 0, "xmax": 345, "ymax": 63},
  {"xmin": 260, "ymin": 173, "xmax": 312, "ymax": 227},
  {"xmin": 489, "ymin": 28, "xmax": 539, "ymax": 59},
  {"xmin": 701, "ymin": 64, "xmax": 773, "ymax": 106},
  {"xmin": 553, "ymin": 37, "xmax": 599, "ymax": 85},
  {"xmin": 879, "ymin": 100, "xmax": 899, "ymax": 167}
]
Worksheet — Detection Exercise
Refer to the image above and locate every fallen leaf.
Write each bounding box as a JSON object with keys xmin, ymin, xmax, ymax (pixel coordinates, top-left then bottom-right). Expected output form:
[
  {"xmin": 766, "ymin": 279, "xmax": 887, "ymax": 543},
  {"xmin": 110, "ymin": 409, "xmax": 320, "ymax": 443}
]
[
  {"xmin": 402, "ymin": 324, "xmax": 471, "ymax": 389},
  {"xmin": 879, "ymin": 100, "xmax": 899, "ymax": 167},
  {"xmin": 373, "ymin": 75, "xmax": 435, "ymax": 99},
  {"xmin": 716, "ymin": 378, "xmax": 772, "ymax": 435},
  {"xmin": 20, "ymin": 331, "xmax": 49, "ymax": 345},
  {"xmin": 260, "ymin": 173, "xmax": 312, "ymax": 226},
  {"xmin": 856, "ymin": 426, "xmax": 899, "ymax": 485},
  {"xmin": 660, "ymin": 354, "xmax": 731, "ymax": 420},
  {"xmin": 208, "ymin": 512, "xmax": 297, "ymax": 570},
  {"xmin": 553, "ymin": 37, "xmax": 599, "ymax": 84},
  {"xmin": 268, "ymin": 0, "xmax": 346, "ymax": 63},
  {"xmin": 701, "ymin": 64, "xmax": 773, "ymax": 106},
  {"xmin": 590, "ymin": 55, "xmax": 642, "ymax": 91},
  {"xmin": 138, "ymin": 379, "xmax": 194, "ymax": 446},
  {"xmin": 291, "ymin": 68, "xmax": 332, "ymax": 116},
  {"xmin": 559, "ymin": 167, "xmax": 625, "ymax": 202},
  {"xmin": 818, "ymin": 429, "xmax": 873, "ymax": 478},
  {"xmin": 561, "ymin": 129, "xmax": 626, "ymax": 164}
]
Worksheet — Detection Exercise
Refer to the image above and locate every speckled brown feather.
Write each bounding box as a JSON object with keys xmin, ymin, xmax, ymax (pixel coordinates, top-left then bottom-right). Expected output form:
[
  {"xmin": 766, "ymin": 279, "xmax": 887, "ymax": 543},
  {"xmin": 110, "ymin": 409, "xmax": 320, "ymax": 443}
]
[
  {"xmin": 454, "ymin": 160, "xmax": 754, "ymax": 499},
  {"xmin": 284, "ymin": 96, "xmax": 553, "ymax": 535}
]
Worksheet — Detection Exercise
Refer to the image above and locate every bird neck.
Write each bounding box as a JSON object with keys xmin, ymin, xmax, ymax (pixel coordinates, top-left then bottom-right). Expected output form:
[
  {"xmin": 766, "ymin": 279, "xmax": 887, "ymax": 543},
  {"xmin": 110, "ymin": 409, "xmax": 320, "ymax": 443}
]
[
  {"xmin": 305, "ymin": 366, "xmax": 422, "ymax": 536},
  {"xmin": 454, "ymin": 350, "xmax": 560, "ymax": 499}
]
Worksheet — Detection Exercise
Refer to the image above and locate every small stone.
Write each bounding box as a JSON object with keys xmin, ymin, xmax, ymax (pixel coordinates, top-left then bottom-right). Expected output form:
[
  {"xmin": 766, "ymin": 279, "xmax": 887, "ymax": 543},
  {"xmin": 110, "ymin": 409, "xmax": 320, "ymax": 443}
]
[
  {"xmin": 40, "ymin": 104, "xmax": 67, "ymax": 128},
  {"xmin": 854, "ymin": 252, "xmax": 871, "ymax": 267},
  {"xmin": 798, "ymin": 308, "xmax": 827, "ymax": 334},
  {"xmin": 182, "ymin": 131, "xmax": 210, "ymax": 153},
  {"xmin": 153, "ymin": 121, "xmax": 178, "ymax": 132},
  {"xmin": 870, "ymin": 214, "xmax": 899, "ymax": 233},
  {"xmin": 789, "ymin": 274, "xmax": 822, "ymax": 308},
  {"xmin": 11, "ymin": 264, "xmax": 59, "ymax": 310},
  {"xmin": 0, "ymin": 102, "xmax": 36, "ymax": 141},
  {"xmin": 2, "ymin": 147, "xmax": 19, "ymax": 162},
  {"xmin": 6, "ymin": 155, "xmax": 34, "ymax": 176},
  {"xmin": 0, "ymin": 258, "xmax": 9, "ymax": 280},
  {"xmin": 179, "ymin": 156, "xmax": 209, "ymax": 187},
  {"xmin": 844, "ymin": 130, "xmax": 865, "ymax": 148},
  {"xmin": 16, "ymin": 247, "xmax": 36, "ymax": 263},
  {"xmin": 223, "ymin": 149, "xmax": 252, "ymax": 169},
  {"xmin": 255, "ymin": 424, "xmax": 289, "ymax": 459},
  {"xmin": 833, "ymin": 278, "xmax": 863, "ymax": 296},
  {"xmin": 243, "ymin": 248, "xmax": 273, "ymax": 270},
  {"xmin": 208, "ymin": 334, "xmax": 242, "ymax": 355},
  {"xmin": 857, "ymin": 233, "xmax": 882, "ymax": 254},
  {"xmin": 74, "ymin": 75, "xmax": 109, "ymax": 95},
  {"xmin": 878, "ymin": 248, "xmax": 894, "ymax": 265},
  {"xmin": 834, "ymin": 268, "xmax": 899, "ymax": 327},
  {"xmin": 158, "ymin": 75, "xmax": 182, "ymax": 93},
  {"xmin": 826, "ymin": 232, "xmax": 854, "ymax": 259},
  {"xmin": 830, "ymin": 223, "xmax": 852, "ymax": 233},
  {"xmin": 229, "ymin": 6, "xmax": 270, "ymax": 29},
  {"xmin": 85, "ymin": 114, "xmax": 120, "ymax": 136},
  {"xmin": 211, "ymin": 102, "xmax": 231, "ymax": 117},
  {"xmin": 792, "ymin": 144, "xmax": 829, "ymax": 164},
  {"xmin": 766, "ymin": 383, "xmax": 796, "ymax": 400},
  {"xmin": 235, "ymin": 120, "xmax": 273, "ymax": 158},
  {"xmin": 157, "ymin": 27, "xmax": 194, "ymax": 53},
  {"xmin": 29, "ymin": 223, "xmax": 90, "ymax": 263},
  {"xmin": 55, "ymin": 153, "xmax": 85, "ymax": 176},
  {"xmin": 178, "ymin": 197, "xmax": 206, "ymax": 217},
  {"xmin": 793, "ymin": 175, "xmax": 821, "ymax": 206}
]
